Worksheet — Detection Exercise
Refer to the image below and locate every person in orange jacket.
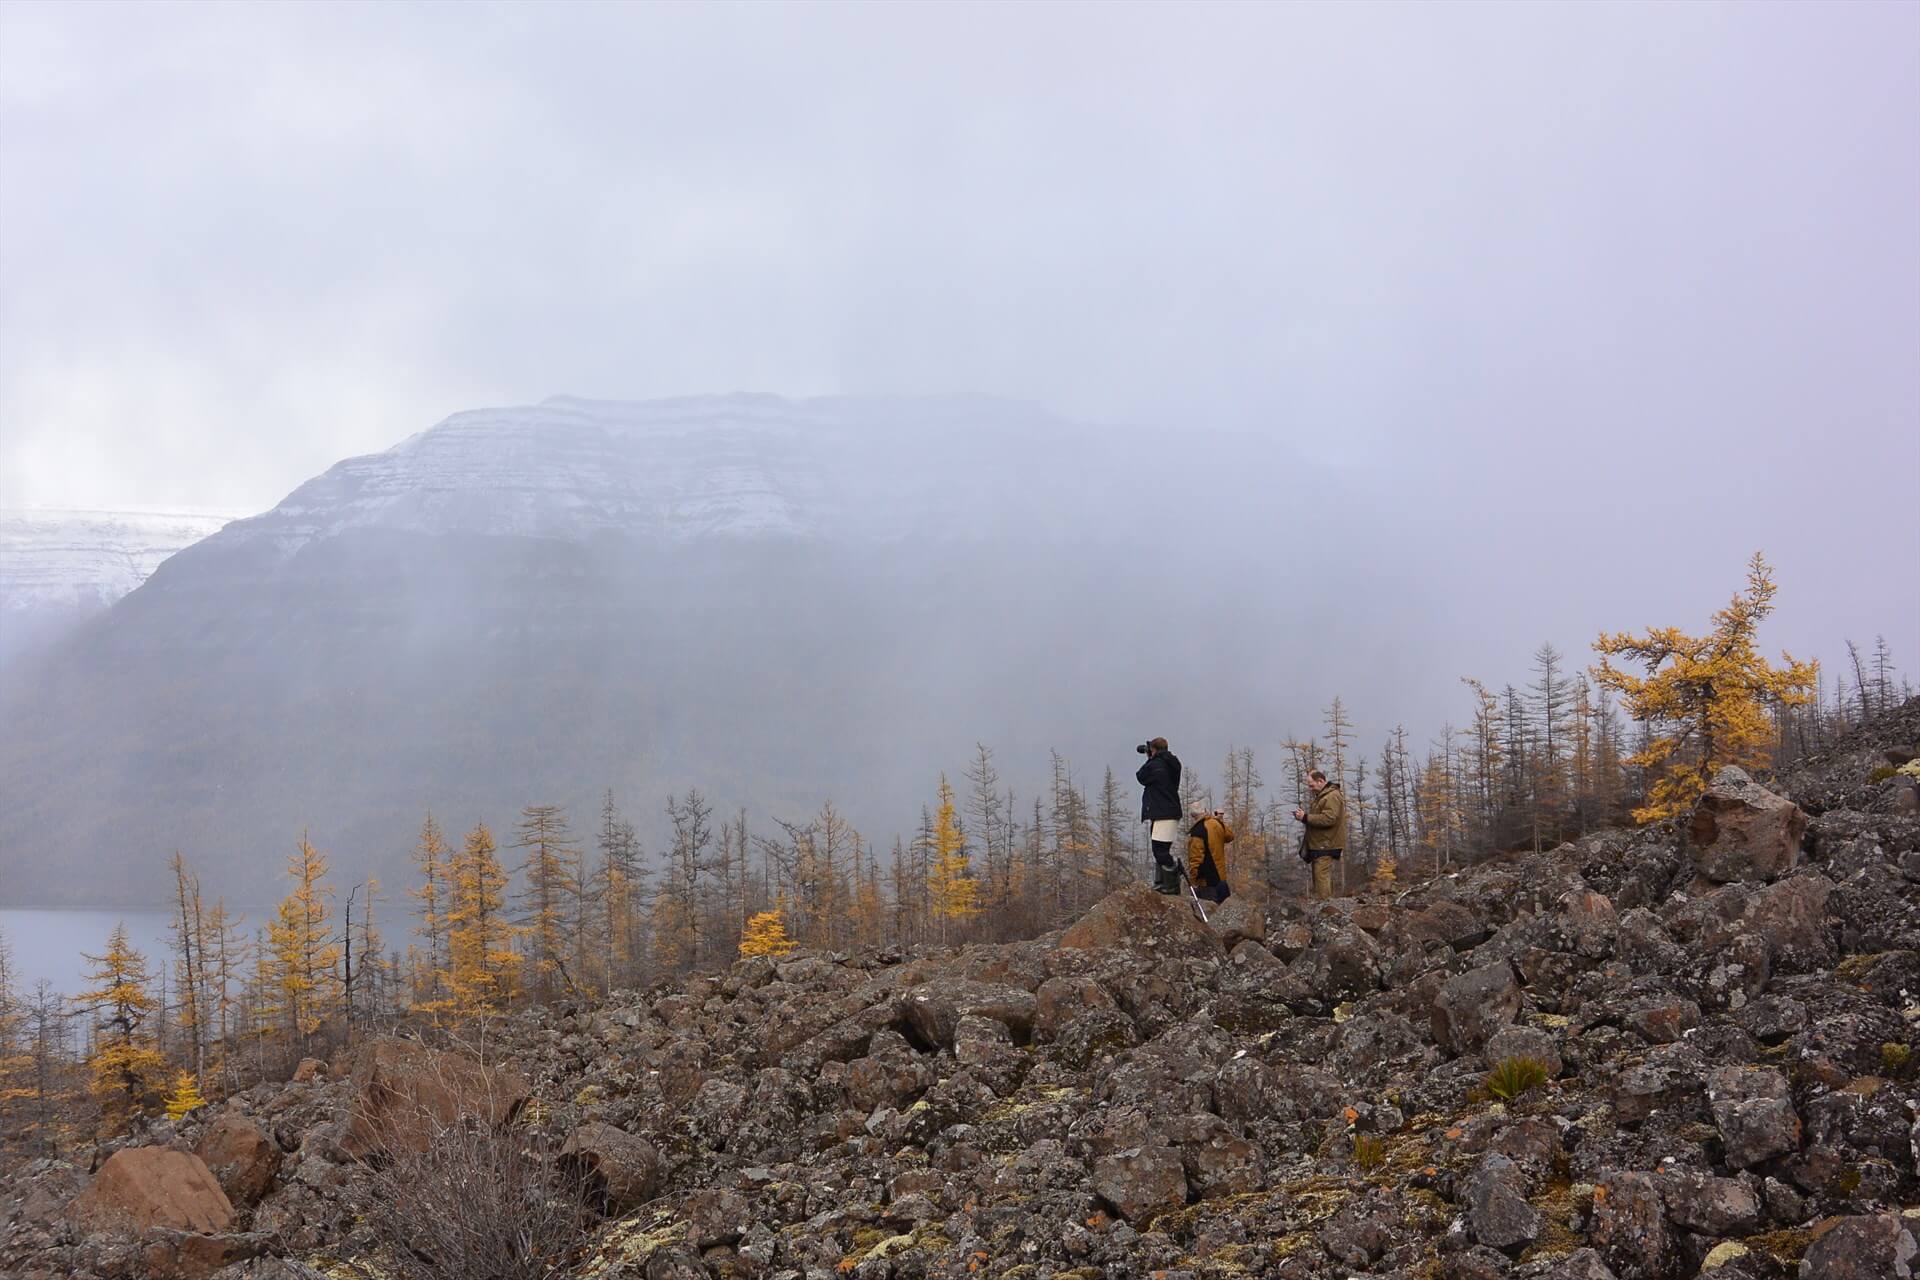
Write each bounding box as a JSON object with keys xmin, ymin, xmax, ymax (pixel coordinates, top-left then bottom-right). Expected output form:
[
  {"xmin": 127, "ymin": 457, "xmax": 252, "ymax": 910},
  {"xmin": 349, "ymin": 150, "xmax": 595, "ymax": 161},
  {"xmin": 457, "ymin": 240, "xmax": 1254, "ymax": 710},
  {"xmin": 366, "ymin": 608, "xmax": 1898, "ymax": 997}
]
[{"xmin": 1186, "ymin": 801, "xmax": 1234, "ymax": 904}]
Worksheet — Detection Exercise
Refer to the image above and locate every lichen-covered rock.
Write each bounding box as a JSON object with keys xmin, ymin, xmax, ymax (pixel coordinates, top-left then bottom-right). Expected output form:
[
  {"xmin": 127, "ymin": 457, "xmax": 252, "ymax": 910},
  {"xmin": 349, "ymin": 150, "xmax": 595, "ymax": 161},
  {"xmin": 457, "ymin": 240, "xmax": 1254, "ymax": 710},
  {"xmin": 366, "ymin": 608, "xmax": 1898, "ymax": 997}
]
[
  {"xmin": 1690, "ymin": 767, "xmax": 1808, "ymax": 884},
  {"xmin": 1656, "ymin": 1168, "xmax": 1762, "ymax": 1236},
  {"xmin": 1207, "ymin": 895, "xmax": 1266, "ymax": 948},
  {"xmin": 1746, "ymin": 873, "xmax": 1836, "ymax": 974},
  {"xmin": 1485, "ymin": 1023, "xmax": 1563, "ymax": 1077},
  {"xmin": 1798, "ymin": 1211, "xmax": 1920, "ymax": 1280},
  {"xmin": 1433, "ymin": 960, "xmax": 1522, "ymax": 1056},
  {"xmin": 898, "ymin": 979, "xmax": 1036, "ymax": 1048},
  {"xmin": 1465, "ymin": 1153, "xmax": 1541, "ymax": 1251},
  {"xmin": 1032, "ymin": 974, "xmax": 1115, "ymax": 1041},
  {"xmin": 1091, "ymin": 1143, "xmax": 1186, "ymax": 1225},
  {"xmin": 1293, "ymin": 919, "xmax": 1385, "ymax": 1000},
  {"xmin": 1706, "ymin": 1065, "xmax": 1801, "ymax": 1168},
  {"xmin": 1590, "ymin": 1170, "xmax": 1675, "ymax": 1280}
]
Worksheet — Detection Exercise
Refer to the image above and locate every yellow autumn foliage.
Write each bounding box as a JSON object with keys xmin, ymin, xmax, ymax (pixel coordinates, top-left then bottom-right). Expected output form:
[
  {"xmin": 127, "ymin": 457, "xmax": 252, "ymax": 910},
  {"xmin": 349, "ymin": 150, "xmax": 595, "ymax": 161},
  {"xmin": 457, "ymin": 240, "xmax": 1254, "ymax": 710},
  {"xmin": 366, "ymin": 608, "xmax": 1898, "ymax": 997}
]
[{"xmin": 1593, "ymin": 553, "xmax": 1816, "ymax": 821}]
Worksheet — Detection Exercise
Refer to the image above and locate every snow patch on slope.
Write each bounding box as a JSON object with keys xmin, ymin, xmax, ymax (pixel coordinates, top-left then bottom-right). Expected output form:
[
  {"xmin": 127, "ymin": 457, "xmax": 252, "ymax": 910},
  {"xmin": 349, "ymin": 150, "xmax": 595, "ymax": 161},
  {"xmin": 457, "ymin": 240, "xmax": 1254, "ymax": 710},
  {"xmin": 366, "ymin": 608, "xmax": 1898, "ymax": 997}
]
[{"xmin": 0, "ymin": 508, "xmax": 238, "ymax": 611}]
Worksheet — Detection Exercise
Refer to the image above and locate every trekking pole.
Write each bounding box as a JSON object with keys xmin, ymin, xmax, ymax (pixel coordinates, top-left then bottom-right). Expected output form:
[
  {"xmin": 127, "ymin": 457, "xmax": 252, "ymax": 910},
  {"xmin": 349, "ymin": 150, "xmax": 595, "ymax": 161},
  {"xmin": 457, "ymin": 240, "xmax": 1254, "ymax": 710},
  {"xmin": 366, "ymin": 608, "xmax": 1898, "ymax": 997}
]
[{"xmin": 1181, "ymin": 865, "xmax": 1210, "ymax": 924}]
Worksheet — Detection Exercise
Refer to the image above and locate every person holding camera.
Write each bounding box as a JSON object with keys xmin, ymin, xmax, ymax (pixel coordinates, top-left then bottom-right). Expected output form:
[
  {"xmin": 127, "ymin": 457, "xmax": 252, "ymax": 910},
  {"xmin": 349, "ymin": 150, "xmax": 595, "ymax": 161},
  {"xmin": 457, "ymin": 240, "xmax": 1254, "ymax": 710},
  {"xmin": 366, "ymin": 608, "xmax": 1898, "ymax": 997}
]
[
  {"xmin": 1135, "ymin": 736, "xmax": 1183, "ymax": 894},
  {"xmin": 1186, "ymin": 801, "xmax": 1234, "ymax": 904},
  {"xmin": 1292, "ymin": 768, "xmax": 1346, "ymax": 900}
]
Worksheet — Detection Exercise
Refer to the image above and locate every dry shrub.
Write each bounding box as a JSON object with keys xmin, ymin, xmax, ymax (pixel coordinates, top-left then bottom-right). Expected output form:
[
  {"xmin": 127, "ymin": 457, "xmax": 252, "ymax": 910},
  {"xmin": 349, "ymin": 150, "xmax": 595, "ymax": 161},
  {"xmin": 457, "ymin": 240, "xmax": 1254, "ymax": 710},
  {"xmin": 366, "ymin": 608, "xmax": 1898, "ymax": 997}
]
[{"xmin": 347, "ymin": 1048, "xmax": 590, "ymax": 1280}]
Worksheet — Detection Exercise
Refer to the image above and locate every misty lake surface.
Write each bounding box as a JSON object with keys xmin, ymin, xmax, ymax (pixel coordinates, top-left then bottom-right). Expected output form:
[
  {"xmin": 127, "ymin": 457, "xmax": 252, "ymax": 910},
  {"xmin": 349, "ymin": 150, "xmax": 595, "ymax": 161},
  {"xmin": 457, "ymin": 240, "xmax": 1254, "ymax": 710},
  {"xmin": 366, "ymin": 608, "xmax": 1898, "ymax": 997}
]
[{"xmin": 0, "ymin": 907, "xmax": 245, "ymax": 1000}]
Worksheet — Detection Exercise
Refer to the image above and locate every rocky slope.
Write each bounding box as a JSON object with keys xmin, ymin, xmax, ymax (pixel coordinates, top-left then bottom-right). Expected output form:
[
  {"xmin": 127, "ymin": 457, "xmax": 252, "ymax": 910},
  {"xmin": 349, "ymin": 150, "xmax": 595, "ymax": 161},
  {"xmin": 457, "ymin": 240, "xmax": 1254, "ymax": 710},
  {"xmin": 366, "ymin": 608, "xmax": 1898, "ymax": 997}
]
[{"xmin": 5, "ymin": 703, "xmax": 1917, "ymax": 1280}]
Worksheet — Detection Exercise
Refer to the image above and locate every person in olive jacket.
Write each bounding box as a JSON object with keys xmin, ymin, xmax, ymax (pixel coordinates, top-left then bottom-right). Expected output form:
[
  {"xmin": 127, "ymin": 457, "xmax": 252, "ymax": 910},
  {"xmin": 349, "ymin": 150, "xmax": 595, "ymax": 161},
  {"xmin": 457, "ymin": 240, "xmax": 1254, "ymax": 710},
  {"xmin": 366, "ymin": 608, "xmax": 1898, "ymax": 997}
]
[
  {"xmin": 1136, "ymin": 737, "xmax": 1183, "ymax": 893},
  {"xmin": 1292, "ymin": 768, "xmax": 1346, "ymax": 900}
]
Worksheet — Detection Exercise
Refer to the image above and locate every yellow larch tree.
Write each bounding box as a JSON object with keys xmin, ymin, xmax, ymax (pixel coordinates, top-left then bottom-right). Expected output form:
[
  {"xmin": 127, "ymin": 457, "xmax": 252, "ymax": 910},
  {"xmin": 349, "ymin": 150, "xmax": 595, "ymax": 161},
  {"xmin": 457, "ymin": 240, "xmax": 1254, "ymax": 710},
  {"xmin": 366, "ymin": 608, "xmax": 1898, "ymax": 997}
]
[
  {"xmin": 164, "ymin": 1068, "xmax": 207, "ymax": 1121},
  {"xmin": 73, "ymin": 924, "xmax": 168, "ymax": 1132},
  {"xmin": 927, "ymin": 776, "xmax": 980, "ymax": 942},
  {"xmin": 444, "ymin": 821, "xmax": 519, "ymax": 1016},
  {"xmin": 409, "ymin": 812, "xmax": 452, "ymax": 1010},
  {"xmin": 738, "ymin": 896, "xmax": 797, "ymax": 958},
  {"xmin": 1593, "ymin": 552, "xmax": 1818, "ymax": 822},
  {"xmin": 266, "ymin": 832, "xmax": 340, "ymax": 1041},
  {"xmin": 0, "ymin": 928, "xmax": 31, "ymax": 1110}
]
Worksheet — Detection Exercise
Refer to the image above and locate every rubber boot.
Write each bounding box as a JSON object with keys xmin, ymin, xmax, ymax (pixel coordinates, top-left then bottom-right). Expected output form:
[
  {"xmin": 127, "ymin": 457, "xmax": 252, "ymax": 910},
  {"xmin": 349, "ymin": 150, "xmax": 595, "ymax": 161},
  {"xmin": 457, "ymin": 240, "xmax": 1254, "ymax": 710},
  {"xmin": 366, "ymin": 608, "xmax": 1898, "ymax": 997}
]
[{"xmin": 1154, "ymin": 864, "xmax": 1179, "ymax": 894}]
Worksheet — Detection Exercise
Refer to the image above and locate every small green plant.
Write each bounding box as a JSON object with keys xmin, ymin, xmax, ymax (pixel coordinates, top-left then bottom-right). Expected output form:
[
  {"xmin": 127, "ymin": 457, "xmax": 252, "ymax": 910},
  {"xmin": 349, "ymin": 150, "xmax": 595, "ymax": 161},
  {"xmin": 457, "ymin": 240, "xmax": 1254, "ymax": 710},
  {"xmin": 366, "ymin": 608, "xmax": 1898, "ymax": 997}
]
[
  {"xmin": 1353, "ymin": 1133, "xmax": 1387, "ymax": 1172},
  {"xmin": 1486, "ymin": 1056, "xmax": 1551, "ymax": 1101},
  {"xmin": 1882, "ymin": 1042, "xmax": 1912, "ymax": 1075},
  {"xmin": 1869, "ymin": 764, "xmax": 1896, "ymax": 784}
]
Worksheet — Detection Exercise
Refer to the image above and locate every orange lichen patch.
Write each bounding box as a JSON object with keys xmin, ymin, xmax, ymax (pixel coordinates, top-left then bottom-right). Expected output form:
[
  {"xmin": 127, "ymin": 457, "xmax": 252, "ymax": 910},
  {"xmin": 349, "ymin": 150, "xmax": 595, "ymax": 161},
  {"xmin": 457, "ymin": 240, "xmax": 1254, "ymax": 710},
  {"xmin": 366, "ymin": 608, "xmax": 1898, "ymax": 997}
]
[
  {"xmin": 1344, "ymin": 1107, "xmax": 1360, "ymax": 1124},
  {"xmin": 1445, "ymin": 1127, "xmax": 1463, "ymax": 1140},
  {"xmin": 1085, "ymin": 1212, "xmax": 1110, "ymax": 1228}
]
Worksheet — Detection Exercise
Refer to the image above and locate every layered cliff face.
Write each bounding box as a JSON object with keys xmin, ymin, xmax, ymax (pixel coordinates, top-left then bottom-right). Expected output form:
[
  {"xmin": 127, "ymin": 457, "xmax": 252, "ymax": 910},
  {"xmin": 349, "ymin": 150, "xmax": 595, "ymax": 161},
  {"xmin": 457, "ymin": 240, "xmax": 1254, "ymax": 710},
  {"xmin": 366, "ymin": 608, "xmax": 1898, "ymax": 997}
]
[
  {"xmin": 0, "ymin": 508, "xmax": 234, "ymax": 665},
  {"xmin": 0, "ymin": 395, "xmax": 1371, "ymax": 906}
]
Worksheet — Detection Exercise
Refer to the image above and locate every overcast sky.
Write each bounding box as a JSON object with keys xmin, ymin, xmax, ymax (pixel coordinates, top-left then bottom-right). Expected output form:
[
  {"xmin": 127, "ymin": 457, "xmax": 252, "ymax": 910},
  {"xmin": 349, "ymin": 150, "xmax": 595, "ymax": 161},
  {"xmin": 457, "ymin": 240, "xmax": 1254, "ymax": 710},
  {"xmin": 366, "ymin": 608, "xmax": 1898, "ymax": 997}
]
[{"xmin": 2, "ymin": 2, "xmax": 1916, "ymax": 662}]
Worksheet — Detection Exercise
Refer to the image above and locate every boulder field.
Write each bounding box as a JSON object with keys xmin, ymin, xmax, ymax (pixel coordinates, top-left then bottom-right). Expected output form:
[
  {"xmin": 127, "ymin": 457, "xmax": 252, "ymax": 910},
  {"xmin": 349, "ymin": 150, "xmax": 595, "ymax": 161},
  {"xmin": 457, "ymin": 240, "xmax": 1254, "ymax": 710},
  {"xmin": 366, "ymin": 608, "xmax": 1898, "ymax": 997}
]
[{"xmin": 6, "ymin": 703, "xmax": 1919, "ymax": 1280}]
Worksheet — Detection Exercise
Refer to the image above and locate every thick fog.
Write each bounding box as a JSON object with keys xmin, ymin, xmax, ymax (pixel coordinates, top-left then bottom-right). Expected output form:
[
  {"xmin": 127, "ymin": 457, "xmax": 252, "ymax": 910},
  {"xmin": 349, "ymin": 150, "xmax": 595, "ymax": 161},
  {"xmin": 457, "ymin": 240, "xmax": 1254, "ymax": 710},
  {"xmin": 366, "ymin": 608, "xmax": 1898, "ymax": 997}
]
[{"xmin": 1, "ymin": 4, "xmax": 1916, "ymax": 901}]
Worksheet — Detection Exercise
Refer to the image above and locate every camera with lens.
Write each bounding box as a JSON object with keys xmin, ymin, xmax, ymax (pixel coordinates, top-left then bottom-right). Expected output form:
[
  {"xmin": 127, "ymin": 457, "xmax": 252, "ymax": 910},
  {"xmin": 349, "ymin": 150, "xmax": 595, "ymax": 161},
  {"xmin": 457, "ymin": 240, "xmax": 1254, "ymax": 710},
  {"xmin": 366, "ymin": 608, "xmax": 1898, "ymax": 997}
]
[{"xmin": 1136, "ymin": 742, "xmax": 1152, "ymax": 754}]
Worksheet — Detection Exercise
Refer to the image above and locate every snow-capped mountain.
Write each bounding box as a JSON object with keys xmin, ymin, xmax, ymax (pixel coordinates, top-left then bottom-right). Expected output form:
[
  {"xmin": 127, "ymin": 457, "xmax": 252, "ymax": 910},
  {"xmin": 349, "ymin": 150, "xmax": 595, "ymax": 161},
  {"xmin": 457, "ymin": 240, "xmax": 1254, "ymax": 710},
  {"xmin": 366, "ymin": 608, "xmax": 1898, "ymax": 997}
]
[
  {"xmin": 214, "ymin": 394, "xmax": 1116, "ymax": 559},
  {"xmin": 0, "ymin": 394, "xmax": 1403, "ymax": 908},
  {"xmin": 0, "ymin": 507, "xmax": 236, "ymax": 611}
]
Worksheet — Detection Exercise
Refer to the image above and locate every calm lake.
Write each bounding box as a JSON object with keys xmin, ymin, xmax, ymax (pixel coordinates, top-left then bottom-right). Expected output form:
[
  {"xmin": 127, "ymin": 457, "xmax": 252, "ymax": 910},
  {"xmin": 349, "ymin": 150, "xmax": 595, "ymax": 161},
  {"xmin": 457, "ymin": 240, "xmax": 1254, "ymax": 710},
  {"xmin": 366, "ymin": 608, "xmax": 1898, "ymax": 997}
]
[{"xmin": 0, "ymin": 907, "xmax": 258, "ymax": 1001}]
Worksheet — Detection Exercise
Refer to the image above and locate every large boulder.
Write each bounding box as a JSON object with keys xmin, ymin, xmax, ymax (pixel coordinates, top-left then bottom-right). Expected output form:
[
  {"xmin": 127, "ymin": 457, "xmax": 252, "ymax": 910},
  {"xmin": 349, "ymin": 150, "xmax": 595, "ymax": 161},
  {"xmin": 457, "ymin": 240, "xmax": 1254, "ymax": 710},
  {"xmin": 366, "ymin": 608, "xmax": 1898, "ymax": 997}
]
[
  {"xmin": 1032, "ymin": 975, "xmax": 1116, "ymax": 1041},
  {"xmin": 1432, "ymin": 960, "xmax": 1522, "ymax": 1056},
  {"xmin": 1743, "ymin": 873, "xmax": 1835, "ymax": 974},
  {"xmin": 1207, "ymin": 896, "xmax": 1266, "ymax": 948},
  {"xmin": 1690, "ymin": 767, "xmax": 1807, "ymax": 884},
  {"xmin": 195, "ymin": 1113, "xmax": 283, "ymax": 1208},
  {"xmin": 1706, "ymin": 1065, "xmax": 1800, "ymax": 1169},
  {"xmin": 66, "ymin": 1148, "xmax": 234, "ymax": 1235},
  {"xmin": 1292, "ymin": 920, "xmax": 1385, "ymax": 1001},
  {"xmin": 1656, "ymin": 1168, "xmax": 1762, "ymax": 1236},
  {"xmin": 1465, "ymin": 1153, "xmax": 1542, "ymax": 1251},
  {"xmin": 1590, "ymin": 1170, "xmax": 1676, "ymax": 1280},
  {"xmin": 1405, "ymin": 898, "xmax": 1493, "ymax": 952},
  {"xmin": 341, "ymin": 1037, "xmax": 531, "ymax": 1159},
  {"xmin": 559, "ymin": 1122, "xmax": 663, "ymax": 1214},
  {"xmin": 1058, "ymin": 884, "xmax": 1224, "ymax": 959},
  {"xmin": 1799, "ymin": 1212, "xmax": 1920, "ymax": 1280},
  {"xmin": 898, "ymin": 980, "xmax": 1036, "ymax": 1049},
  {"xmin": 1091, "ymin": 1143, "xmax": 1187, "ymax": 1225}
]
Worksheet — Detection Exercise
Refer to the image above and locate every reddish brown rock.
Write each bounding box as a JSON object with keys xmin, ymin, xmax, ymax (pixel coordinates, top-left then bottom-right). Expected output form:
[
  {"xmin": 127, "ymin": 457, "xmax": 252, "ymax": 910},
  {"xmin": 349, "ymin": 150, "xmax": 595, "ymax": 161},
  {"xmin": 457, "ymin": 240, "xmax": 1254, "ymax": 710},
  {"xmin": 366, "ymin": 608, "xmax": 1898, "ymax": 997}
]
[
  {"xmin": 559, "ymin": 1122, "xmax": 663, "ymax": 1214},
  {"xmin": 1059, "ymin": 884, "xmax": 1224, "ymax": 959},
  {"xmin": 290, "ymin": 1057, "xmax": 325, "ymax": 1082},
  {"xmin": 341, "ymin": 1037, "xmax": 531, "ymax": 1159},
  {"xmin": 1690, "ymin": 767, "xmax": 1807, "ymax": 884},
  {"xmin": 66, "ymin": 1148, "xmax": 235, "ymax": 1235},
  {"xmin": 1033, "ymin": 975, "xmax": 1117, "ymax": 1041},
  {"xmin": 141, "ymin": 1229, "xmax": 261, "ymax": 1280},
  {"xmin": 194, "ymin": 1112, "xmax": 282, "ymax": 1207}
]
